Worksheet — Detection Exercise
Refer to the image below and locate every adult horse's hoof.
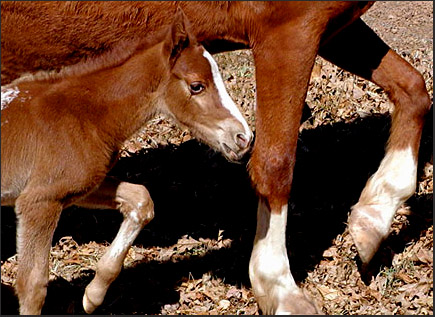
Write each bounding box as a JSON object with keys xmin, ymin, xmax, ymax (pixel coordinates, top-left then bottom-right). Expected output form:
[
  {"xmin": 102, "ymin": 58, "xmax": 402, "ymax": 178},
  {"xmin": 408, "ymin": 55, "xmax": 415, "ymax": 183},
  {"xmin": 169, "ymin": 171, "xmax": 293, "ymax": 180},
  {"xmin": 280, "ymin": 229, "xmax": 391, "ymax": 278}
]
[
  {"xmin": 348, "ymin": 203, "xmax": 387, "ymax": 264},
  {"xmin": 257, "ymin": 288, "xmax": 323, "ymax": 315},
  {"xmin": 276, "ymin": 291, "xmax": 323, "ymax": 315}
]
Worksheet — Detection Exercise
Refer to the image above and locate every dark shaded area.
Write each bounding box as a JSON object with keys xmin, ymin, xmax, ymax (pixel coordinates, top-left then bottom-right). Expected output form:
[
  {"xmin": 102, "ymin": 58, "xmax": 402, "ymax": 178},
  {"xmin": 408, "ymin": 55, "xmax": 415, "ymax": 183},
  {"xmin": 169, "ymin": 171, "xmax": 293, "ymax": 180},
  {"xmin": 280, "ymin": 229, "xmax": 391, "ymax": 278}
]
[
  {"xmin": 320, "ymin": 18, "xmax": 390, "ymax": 81},
  {"xmin": 204, "ymin": 39, "xmax": 249, "ymax": 55},
  {"xmin": 1, "ymin": 112, "xmax": 432, "ymax": 314}
]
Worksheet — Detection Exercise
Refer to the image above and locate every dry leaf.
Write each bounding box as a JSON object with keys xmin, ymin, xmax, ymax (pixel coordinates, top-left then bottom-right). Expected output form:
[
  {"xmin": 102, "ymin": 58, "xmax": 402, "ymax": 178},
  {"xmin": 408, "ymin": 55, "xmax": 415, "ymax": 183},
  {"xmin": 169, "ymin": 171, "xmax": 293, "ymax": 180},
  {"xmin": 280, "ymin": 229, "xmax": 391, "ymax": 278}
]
[
  {"xmin": 218, "ymin": 299, "xmax": 231, "ymax": 310},
  {"xmin": 317, "ymin": 285, "xmax": 341, "ymax": 301},
  {"xmin": 395, "ymin": 272, "xmax": 416, "ymax": 284}
]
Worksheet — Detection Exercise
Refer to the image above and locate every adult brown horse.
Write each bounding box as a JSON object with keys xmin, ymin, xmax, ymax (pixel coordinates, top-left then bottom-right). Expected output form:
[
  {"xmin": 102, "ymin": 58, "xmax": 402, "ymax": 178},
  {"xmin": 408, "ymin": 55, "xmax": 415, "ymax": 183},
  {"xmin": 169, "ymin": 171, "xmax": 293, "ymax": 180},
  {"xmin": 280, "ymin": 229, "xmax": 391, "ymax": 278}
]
[
  {"xmin": 1, "ymin": 10, "xmax": 252, "ymax": 315},
  {"xmin": 1, "ymin": 1, "xmax": 431, "ymax": 315}
]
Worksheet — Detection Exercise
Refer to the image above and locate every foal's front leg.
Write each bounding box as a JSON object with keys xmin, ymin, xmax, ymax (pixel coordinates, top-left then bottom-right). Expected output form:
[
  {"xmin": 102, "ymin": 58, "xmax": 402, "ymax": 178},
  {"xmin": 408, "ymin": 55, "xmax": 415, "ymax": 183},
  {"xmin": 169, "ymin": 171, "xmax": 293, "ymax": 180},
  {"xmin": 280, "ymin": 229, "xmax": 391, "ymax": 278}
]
[
  {"xmin": 15, "ymin": 194, "xmax": 63, "ymax": 315},
  {"xmin": 76, "ymin": 177, "xmax": 154, "ymax": 314}
]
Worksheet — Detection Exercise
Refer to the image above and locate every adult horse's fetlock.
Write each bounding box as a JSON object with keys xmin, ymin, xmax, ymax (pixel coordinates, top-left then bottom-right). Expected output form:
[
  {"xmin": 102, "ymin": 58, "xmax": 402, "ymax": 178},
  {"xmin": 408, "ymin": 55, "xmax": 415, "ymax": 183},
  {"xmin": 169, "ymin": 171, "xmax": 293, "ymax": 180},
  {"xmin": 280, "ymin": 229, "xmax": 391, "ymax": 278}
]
[
  {"xmin": 349, "ymin": 144, "xmax": 418, "ymax": 264},
  {"xmin": 251, "ymin": 277, "xmax": 320, "ymax": 315},
  {"xmin": 250, "ymin": 199, "xmax": 321, "ymax": 315}
]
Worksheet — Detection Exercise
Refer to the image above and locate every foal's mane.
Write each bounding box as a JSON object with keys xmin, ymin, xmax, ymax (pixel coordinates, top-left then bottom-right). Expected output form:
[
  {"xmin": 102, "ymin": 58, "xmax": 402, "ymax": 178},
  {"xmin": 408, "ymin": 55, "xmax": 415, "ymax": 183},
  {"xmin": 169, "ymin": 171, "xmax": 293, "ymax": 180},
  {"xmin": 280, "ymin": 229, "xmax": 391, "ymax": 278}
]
[{"xmin": 10, "ymin": 32, "xmax": 167, "ymax": 86}]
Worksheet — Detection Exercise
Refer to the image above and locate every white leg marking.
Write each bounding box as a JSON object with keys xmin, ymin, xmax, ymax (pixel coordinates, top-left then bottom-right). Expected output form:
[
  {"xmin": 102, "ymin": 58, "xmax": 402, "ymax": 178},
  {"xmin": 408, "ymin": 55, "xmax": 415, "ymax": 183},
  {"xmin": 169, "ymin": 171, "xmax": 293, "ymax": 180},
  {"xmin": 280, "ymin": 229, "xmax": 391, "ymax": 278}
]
[
  {"xmin": 358, "ymin": 146, "xmax": 417, "ymax": 235},
  {"xmin": 1, "ymin": 86, "xmax": 20, "ymax": 110},
  {"xmin": 202, "ymin": 50, "xmax": 252, "ymax": 138},
  {"xmin": 83, "ymin": 216, "xmax": 143, "ymax": 313},
  {"xmin": 249, "ymin": 199, "xmax": 299, "ymax": 314},
  {"xmin": 108, "ymin": 220, "xmax": 142, "ymax": 259}
]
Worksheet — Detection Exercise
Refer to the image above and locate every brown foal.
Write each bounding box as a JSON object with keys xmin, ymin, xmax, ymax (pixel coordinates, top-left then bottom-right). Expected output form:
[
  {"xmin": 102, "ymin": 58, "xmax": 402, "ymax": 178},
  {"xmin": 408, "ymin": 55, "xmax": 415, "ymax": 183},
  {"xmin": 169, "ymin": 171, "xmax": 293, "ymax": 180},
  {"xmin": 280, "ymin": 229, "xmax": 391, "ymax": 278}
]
[{"xmin": 1, "ymin": 10, "xmax": 252, "ymax": 315}]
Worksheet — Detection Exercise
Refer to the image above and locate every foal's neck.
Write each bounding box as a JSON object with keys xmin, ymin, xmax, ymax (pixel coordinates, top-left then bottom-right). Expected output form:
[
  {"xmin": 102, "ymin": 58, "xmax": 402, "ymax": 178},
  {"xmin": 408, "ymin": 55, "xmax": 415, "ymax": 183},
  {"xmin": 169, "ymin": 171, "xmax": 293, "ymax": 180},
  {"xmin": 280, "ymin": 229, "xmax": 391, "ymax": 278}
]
[{"xmin": 84, "ymin": 43, "xmax": 167, "ymax": 145}]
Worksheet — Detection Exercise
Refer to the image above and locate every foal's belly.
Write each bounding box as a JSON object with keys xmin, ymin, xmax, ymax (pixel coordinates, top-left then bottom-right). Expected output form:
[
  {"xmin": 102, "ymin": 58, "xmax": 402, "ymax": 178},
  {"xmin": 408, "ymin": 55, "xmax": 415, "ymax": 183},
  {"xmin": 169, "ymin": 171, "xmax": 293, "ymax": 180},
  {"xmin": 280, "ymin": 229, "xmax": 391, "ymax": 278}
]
[
  {"xmin": 0, "ymin": 176, "xmax": 24, "ymax": 206},
  {"xmin": 1, "ymin": 189, "xmax": 18, "ymax": 206}
]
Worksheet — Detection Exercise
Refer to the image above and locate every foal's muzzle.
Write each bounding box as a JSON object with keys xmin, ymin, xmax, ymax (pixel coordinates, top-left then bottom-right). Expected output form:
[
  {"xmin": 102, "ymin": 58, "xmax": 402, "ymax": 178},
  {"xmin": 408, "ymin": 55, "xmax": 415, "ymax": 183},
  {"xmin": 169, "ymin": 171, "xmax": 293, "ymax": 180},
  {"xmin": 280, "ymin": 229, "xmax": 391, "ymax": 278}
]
[{"xmin": 221, "ymin": 131, "xmax": 253, "ymax": 163}]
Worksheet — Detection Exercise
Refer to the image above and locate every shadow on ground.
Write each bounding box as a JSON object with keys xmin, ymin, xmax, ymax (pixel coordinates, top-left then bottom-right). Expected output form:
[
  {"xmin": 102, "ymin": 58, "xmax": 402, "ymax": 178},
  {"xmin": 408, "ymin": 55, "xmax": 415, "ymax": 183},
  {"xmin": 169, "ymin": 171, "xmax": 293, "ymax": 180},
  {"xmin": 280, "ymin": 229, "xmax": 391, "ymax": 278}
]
[{"xmin": 1, "ymin": 112, "xmax": 432, "ymax": 314}]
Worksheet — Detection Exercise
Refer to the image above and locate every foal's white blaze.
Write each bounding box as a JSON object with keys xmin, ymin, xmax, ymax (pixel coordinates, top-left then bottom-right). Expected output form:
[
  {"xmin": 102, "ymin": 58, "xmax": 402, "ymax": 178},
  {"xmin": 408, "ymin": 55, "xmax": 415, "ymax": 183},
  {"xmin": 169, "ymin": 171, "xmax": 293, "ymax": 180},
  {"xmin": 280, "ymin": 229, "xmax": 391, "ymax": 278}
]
[
  {"xmin": 1, "ymin": 86, "xmax": 20, "ymax": 110},
  {"xmin": 359, "ymin": 146, "xmax": 417, "ymax": 234},
  {"xmin": 202, "ymin": 50, "xmax": 252, "ymax": 138},
  {"xmin": 249, "ymin": 199, "xmax": 299, "ymax": 314}
]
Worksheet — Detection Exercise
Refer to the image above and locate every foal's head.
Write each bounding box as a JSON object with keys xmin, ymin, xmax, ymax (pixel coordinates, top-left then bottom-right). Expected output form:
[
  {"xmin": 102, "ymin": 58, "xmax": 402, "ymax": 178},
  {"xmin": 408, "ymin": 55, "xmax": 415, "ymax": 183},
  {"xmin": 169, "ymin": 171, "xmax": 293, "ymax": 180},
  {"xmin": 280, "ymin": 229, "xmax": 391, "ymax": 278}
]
[{"xmin": 159, "ymin": 10, "xmax": 253, "ymax": 162}]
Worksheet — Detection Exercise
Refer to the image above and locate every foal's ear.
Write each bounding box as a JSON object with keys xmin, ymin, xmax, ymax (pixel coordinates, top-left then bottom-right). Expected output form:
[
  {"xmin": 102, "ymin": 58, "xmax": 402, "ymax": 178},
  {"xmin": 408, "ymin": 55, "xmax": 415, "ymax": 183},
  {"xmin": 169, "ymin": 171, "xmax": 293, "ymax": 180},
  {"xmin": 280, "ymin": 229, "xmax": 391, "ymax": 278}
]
[{"xmin": 165, "ymin": 7, "xmax": 197, "ymax": 67}]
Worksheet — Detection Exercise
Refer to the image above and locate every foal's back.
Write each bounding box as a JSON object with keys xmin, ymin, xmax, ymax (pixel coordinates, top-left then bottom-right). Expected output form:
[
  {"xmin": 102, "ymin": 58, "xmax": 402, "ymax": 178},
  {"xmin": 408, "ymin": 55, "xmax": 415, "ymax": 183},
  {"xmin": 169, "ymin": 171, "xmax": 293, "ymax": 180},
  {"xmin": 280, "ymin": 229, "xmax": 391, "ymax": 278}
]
[{"xmin": 1, "ymin": 39, "xmax": 167, "ymax": 206}]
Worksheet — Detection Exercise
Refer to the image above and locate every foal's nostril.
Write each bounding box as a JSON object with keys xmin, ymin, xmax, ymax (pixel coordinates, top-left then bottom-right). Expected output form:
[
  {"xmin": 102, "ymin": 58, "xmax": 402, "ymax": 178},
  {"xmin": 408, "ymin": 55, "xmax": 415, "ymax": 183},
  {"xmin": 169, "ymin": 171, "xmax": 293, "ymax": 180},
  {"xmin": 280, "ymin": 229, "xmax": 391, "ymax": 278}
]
[{"xmin": 236, "ymin": 133, "xmax": 250, "ymax": 148}]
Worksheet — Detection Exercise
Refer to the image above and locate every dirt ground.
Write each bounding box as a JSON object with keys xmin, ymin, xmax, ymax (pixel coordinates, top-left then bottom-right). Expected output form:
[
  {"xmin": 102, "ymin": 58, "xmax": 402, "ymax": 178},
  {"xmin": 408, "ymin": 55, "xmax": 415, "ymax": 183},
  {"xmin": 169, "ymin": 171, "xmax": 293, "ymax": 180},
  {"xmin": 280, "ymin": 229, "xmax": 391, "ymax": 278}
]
[{"xmin": 1, "ymin": 1, "xmax": 432, "ymax": 315}]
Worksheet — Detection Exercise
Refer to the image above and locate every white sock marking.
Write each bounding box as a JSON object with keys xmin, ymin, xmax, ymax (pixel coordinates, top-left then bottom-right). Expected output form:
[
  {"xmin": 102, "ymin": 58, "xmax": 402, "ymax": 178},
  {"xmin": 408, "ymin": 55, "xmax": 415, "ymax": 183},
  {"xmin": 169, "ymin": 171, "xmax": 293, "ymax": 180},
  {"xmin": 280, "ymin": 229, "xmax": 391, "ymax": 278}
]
[
  {"xmin": 249, "ymin": 200, "xmax": 299, "ymax": 314},
  {"xmin": 251, "ymin": 201, "xmax": 297, "ymax": 288},
  {"xmin": 359, "ymin": 146, "xmax": 417, "ymax": 234}
]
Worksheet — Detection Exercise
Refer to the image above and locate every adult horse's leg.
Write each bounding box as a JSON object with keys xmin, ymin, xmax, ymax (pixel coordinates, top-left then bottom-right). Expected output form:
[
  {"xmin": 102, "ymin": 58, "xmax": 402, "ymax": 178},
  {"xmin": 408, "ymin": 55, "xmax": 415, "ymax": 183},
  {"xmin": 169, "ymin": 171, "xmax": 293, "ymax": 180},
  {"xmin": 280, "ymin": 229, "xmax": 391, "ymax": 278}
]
[
  {"xmin": 76, "ymin": 177, "xmax": 154, "ymax": 314},
  {"xmin": 248, "ymin": 22, "xmax": 323, "ymax": 315},
  {"xmin": 14, "ymin": 192, "xmax": 63, "ymax": 314},
  {"xmin": 319, "ymin": 18, "xmax": 432, "ymax": 264}
]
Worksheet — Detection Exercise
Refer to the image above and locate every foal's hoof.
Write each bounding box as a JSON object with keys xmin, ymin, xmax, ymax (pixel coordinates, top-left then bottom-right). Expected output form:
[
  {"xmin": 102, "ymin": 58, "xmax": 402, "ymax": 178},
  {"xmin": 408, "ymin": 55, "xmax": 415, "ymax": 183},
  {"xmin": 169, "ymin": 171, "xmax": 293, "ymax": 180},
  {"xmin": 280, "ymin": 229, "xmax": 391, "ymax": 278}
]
[
  {"xmin": 83, "ymin": 292, "xmax": 97, "ymax": 314},
  {"xmin": 82, "ymin": 287, "xmax": 103, "ymax": 314},
  {"xmin": 348, "ymin": 204, "xmax": 386, "ymax": 265},
  {"xmin": 82, "ymin": 279, "xmax": 110, "ymax": 314}
]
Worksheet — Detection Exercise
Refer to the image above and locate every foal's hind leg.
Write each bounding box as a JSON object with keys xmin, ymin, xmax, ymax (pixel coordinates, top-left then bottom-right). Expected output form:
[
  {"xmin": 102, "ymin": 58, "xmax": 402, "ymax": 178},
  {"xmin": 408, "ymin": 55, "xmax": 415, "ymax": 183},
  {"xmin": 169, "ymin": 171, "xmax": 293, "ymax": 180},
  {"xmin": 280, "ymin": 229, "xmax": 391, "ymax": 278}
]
[
  {"xmin": 14, "ymin": 193, "xmax": 63, "ymax": 314},
  {"xmin": 319, "ymin": 18, "xmax": 432, "ymax": 264},
  {"xmin": 76, "ymin": 177, "xmax": 154, "ymax": 314}
]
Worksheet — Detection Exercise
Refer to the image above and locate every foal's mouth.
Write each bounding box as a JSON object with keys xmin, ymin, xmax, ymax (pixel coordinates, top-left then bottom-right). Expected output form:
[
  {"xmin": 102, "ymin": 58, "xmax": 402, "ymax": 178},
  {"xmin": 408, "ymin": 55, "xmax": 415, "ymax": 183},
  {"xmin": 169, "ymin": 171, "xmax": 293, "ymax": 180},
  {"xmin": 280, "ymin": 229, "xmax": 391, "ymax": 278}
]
[{"xmin": 221, "ymin": 142, "xmax": 251, "ymax": 163}]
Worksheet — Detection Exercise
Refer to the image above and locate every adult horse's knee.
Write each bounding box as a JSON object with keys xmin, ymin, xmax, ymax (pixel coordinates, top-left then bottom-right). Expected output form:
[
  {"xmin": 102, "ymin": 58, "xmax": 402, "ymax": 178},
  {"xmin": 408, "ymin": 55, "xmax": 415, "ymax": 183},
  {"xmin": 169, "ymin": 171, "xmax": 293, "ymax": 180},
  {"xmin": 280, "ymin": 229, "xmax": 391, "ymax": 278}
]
[{"xmin": 248, "ymin": 145, "xmax": 294, "ymax": 208}]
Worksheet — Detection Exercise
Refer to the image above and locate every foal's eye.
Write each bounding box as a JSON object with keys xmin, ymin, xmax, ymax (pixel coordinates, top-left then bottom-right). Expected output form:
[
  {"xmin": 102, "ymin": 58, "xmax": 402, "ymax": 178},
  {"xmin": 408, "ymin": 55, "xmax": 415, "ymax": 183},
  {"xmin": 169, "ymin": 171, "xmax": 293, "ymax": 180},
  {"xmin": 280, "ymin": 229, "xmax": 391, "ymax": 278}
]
[{"xmin": 189, "ymin": 82, "xmax": 205, "ymax": 95}]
